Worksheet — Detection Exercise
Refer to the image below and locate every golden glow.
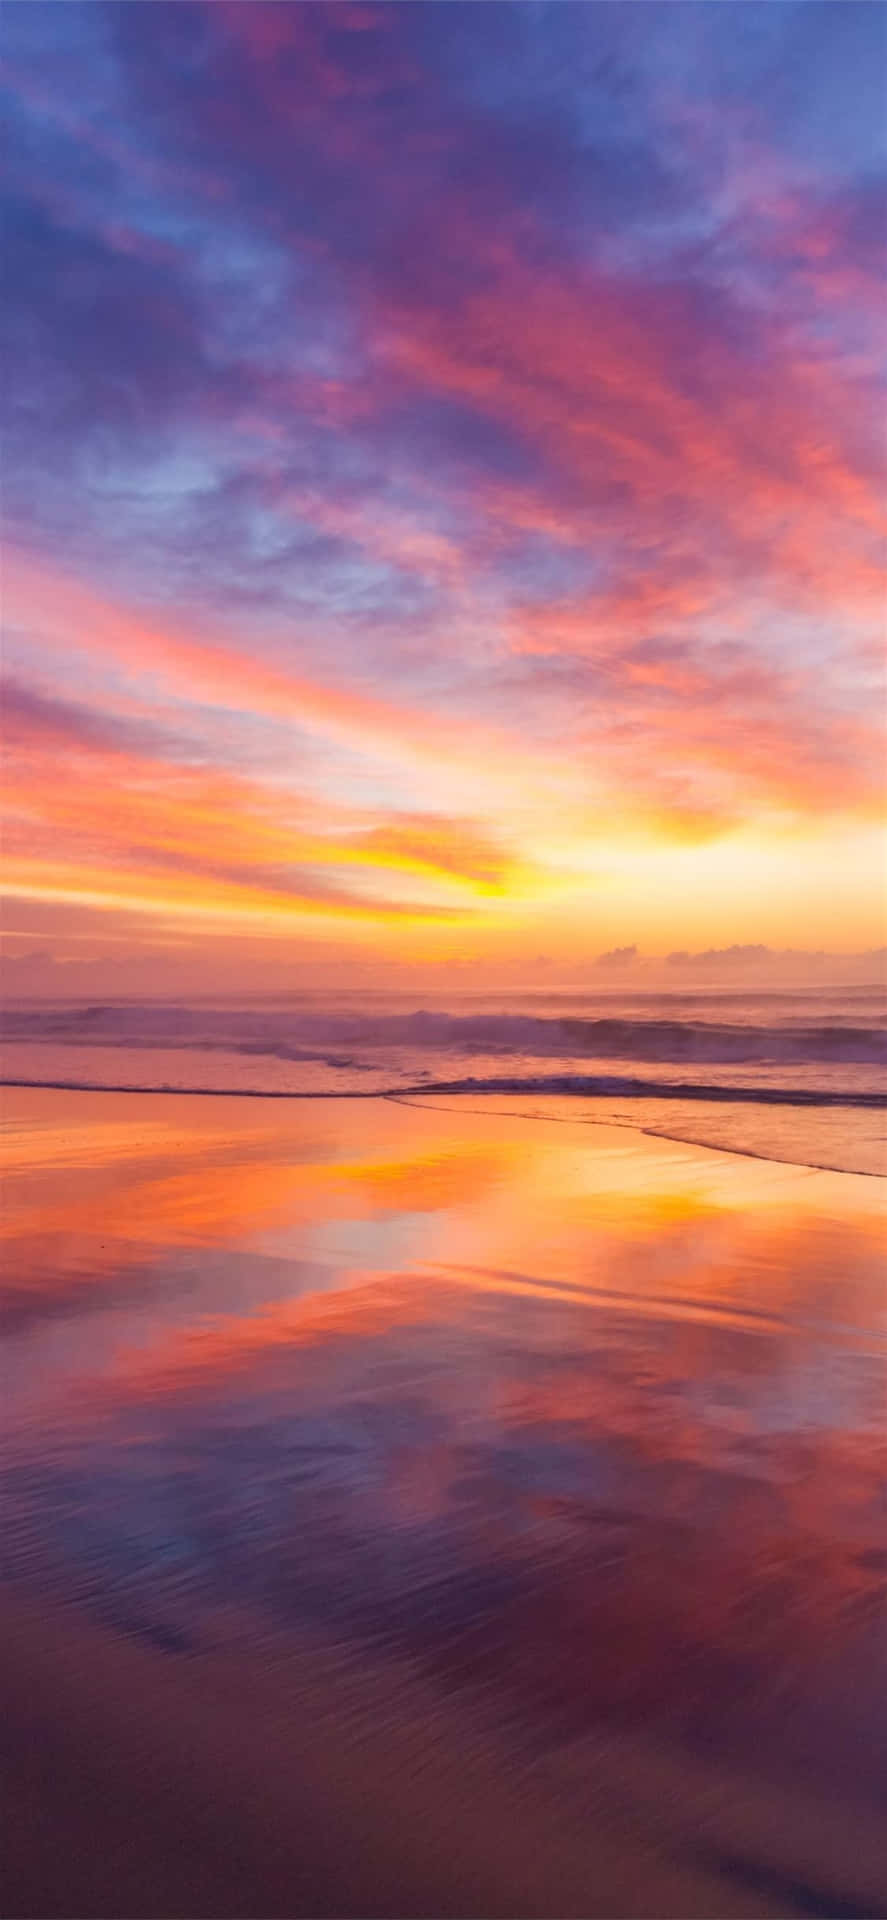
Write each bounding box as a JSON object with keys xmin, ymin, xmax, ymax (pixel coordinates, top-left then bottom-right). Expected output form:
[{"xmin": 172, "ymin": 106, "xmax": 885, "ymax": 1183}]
[{"xmin": 3, "ymin": 553, "xmax": 884, "ymax": 984}]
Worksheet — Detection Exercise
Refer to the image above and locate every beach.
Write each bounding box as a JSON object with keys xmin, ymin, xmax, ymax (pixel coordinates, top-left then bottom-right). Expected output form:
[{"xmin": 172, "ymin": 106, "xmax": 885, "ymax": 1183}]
[{"xmin": 2, "ymin": 1087, "xmax": 886, "ymax": 1917}]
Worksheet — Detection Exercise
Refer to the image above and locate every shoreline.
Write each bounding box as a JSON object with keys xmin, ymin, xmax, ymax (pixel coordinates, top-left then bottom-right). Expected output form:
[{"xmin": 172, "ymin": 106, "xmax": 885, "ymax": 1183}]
[
  {"xmin": 3, "ymin": 1076, "xmax": 884, "ymax": 1182},
  {"xmin": 4, "ymin": 1074, "xmax": 883, "ymax": 1108}
]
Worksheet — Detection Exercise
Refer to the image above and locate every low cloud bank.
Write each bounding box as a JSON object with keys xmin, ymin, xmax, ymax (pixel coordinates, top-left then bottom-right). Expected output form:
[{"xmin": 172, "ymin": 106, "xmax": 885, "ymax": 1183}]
[{"xmin": 592, "ymin": 945, "xmax": 886, "ymax": 985}]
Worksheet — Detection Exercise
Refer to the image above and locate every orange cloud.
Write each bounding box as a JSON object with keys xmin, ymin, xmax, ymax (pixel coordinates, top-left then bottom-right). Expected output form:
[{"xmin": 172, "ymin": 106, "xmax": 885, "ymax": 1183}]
[{"xmin": 3, "ymin": 663, "xmax": 538, "ymax": 927}]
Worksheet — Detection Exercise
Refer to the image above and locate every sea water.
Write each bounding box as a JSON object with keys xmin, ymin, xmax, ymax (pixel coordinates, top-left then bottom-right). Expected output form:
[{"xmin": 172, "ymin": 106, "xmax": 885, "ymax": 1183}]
[{"xmin": 3, "ymin": 983, "xmax": 885, "ymax": 1174}]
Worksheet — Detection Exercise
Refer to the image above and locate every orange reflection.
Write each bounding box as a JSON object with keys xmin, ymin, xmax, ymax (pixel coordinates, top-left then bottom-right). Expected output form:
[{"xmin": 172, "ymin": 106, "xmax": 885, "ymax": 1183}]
[{"xmin": 2, "ymin": 1085, "xmax": 885, "ymax": 1816}]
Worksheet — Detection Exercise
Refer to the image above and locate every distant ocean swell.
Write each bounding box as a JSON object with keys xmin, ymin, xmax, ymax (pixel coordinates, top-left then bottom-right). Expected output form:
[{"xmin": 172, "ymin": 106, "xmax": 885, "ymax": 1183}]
[{"xmin": 4, "ymin": 1005, "xmax": 887, "ymax": 1068}]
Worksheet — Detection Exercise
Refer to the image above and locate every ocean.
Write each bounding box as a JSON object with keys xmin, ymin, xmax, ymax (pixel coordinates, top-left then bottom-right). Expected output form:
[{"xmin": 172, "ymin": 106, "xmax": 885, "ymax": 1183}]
[{"xmin": 3, "ymin": 983, "xmax": 885, "ymax": 1176}]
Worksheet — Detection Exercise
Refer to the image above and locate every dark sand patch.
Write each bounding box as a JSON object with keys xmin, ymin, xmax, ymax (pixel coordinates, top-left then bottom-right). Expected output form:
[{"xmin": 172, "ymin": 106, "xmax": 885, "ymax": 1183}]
[{"xmin": 3, "ymin": 1589, "xmax": 887, "ymax": 1919}]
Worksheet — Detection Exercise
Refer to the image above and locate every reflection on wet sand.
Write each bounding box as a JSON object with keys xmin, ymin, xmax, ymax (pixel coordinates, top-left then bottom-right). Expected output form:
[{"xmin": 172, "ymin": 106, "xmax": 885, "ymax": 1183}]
[{"xmin": 1, "ymin": 1088, "xmax": 886, "ymax": 1917}]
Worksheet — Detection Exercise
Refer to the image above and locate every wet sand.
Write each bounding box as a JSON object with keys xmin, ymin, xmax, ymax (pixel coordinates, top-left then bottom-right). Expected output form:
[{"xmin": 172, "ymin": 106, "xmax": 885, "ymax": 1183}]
[
  {"xmin": 5, "ymin": 1589, "xmax": 887, "ymax": 1919},
  {"xmin": 2, "ymin": 1089, "xmax": 886, "ymax": 1916}
]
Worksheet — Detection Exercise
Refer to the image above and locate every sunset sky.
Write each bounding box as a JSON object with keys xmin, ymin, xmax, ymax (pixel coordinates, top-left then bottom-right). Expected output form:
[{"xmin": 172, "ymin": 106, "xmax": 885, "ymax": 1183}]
[{"xmin": 2, "ymin": 0, "xmax": 885, "ymax": 993}]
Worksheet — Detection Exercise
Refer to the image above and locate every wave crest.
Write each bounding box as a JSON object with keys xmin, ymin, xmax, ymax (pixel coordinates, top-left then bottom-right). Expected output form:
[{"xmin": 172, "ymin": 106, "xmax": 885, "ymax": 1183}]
[{"xmin": 4, "ymin": 1002, "xmax": 886, "ymax": 1068}]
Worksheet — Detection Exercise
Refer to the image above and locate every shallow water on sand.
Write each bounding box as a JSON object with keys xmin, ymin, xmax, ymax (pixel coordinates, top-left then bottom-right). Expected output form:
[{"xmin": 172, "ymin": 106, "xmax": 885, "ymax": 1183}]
[{"xmin": 1, "ymin": 1087, "xmax": 886, "ymax": 1915}]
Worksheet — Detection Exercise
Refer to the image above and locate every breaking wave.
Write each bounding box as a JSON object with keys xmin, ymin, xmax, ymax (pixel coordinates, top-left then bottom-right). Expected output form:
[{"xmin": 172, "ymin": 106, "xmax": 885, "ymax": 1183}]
[{"xmin": 4, "ymin": 1001, "xmax": 887, "ymax": 1068}]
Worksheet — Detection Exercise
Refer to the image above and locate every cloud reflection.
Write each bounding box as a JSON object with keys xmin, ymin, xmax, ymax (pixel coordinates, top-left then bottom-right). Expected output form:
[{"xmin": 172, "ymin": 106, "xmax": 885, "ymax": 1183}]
[{"xmin": 2, "ymin": 1089, "xmax": 884, "ymax": 1810}]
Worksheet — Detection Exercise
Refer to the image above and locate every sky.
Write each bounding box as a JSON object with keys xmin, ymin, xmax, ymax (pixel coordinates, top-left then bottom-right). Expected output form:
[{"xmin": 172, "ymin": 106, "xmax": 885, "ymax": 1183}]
[{"xmin": 2, "ymin": 0, "xmax": 885, "ymax": 995}]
